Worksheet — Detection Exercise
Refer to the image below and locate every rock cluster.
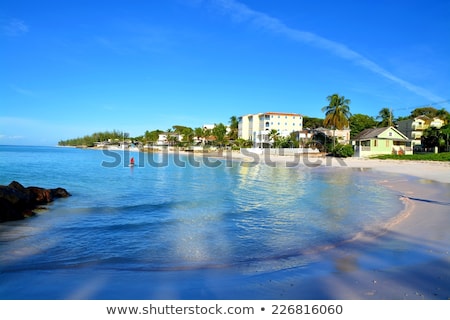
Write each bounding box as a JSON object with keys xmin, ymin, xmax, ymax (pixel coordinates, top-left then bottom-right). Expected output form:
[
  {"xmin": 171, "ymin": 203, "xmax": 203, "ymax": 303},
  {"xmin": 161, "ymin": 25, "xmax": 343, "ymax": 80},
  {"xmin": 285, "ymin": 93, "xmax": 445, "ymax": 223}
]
[{"xmin": 0, "ymin": 181, "xmax": 71, "ymax": 222}]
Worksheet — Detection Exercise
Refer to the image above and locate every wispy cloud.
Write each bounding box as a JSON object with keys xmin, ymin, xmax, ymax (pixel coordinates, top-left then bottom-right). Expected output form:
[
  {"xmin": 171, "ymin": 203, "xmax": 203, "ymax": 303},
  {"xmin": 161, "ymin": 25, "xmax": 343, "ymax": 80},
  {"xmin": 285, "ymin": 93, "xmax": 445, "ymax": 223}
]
[
  {"xmin": 11, "ymin": 85, "xmax": 35, "ymax": 97},
  {"xmin": 0, "ymin": 134, "xmax": 24, "ymax": 141},
  {"xmin": 95, "ymin": 36, "xmax": 132, "ymax": 55},
  {"xmin": 0, "ymin": 116, "xmax": 38, "ymax": 126},
  {"xmin": 1, "ymin": 18, "xmax": 29, "ymax": 36},
  {"xmin": 94, "ymin": 24, "xmax": 180, "ymax": 56},
  {"xmin": 208, "ymin": 0, "xmax": 443, "ymax": 102}
]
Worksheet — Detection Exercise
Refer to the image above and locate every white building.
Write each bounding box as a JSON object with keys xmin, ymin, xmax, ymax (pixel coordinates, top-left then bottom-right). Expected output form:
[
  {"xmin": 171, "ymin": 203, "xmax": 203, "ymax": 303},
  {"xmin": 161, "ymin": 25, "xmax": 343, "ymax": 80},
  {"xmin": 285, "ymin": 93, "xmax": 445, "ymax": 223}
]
[
  {"xmin": 397, "ymin": 116, "xmax": 445, "ymax": 147},
  {"xmin": 156, "ymin": 132, "xmax": 183, "ymax": 146},
  {"xmin": 202, "ymin": 124, "xmax": 215, "ymax": 131},
  {"xmin": 238, "ymin": 112, "xmax": 303, "ymax": 147}
]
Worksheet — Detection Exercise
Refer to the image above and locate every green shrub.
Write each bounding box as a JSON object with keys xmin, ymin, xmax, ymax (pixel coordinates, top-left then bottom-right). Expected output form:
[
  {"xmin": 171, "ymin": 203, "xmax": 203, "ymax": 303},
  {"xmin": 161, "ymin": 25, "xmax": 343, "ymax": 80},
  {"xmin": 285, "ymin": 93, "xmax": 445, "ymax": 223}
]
[
  {"xmin": 373, "ymin": 152, "xmax": 450, "ymax": 161},
  {"xmin": 332, "ymin": 144, "xmax": 354, "ymax": 158}
]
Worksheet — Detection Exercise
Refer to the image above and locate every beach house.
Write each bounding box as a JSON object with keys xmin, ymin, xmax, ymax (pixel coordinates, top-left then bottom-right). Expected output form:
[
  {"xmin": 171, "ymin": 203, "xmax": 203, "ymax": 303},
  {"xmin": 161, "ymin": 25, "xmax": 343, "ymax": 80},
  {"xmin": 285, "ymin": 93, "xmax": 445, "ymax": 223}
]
[
  {"xmin": 238, "ymin": 112, "xmax": 303, "ymax": 147},
  {"xmin": 353, "ymin": 126, "xmax": 412, "ymax": 157}
]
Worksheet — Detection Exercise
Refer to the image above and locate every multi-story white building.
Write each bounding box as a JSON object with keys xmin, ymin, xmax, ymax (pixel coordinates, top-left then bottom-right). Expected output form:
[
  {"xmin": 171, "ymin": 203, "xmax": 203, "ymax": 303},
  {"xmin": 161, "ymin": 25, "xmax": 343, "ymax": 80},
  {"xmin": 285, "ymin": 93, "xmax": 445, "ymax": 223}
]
[
  {"xmin": 397, "ymin": 116, "xmax": 445, "ymax": 147},
  {"xmin": 238, "ymin": 112, "xmax": 303, "ymax": 146}
]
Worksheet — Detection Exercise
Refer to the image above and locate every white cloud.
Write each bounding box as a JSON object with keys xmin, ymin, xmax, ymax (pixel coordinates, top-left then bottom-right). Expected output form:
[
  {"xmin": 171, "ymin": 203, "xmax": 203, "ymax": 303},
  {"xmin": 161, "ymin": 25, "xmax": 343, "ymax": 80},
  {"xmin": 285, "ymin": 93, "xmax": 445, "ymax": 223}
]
[
  {"xmin": 11, "ymin": 85, "xmax": 35, "ymax": 97},
  {"xmin": 0, "ymin": 134, "xmax": 25, "ymax": 143},
  {"xmin": 208, "ymin": 0, "xmax": 444, "ymax": 102},
  {"xmin": 2, "ymin": 135, "xmax": 24, "ymax": 140},
  {"xmin": 1, "ymin": 18, "xmax": 29, "ymax": 36},
  {"xmin": 0, "ymin": 116, "xmax": 38, "ymax": 126}
]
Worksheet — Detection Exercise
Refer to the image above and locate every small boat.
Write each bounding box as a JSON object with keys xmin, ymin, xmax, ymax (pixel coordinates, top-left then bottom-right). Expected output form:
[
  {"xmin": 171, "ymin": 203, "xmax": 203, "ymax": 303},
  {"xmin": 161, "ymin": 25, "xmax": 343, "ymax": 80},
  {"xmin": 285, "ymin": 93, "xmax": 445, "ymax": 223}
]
[{"xmin": 129, "ymin": 157, "xmax": 135, "ymax": 167}]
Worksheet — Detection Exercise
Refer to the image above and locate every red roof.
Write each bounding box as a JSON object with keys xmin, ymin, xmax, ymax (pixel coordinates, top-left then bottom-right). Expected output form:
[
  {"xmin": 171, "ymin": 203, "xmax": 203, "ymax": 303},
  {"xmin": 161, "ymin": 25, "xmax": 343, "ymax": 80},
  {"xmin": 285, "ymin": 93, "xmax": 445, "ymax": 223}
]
[{"xmin": 264, "ymin": 112, "xmax": 302, "ymax": 116}]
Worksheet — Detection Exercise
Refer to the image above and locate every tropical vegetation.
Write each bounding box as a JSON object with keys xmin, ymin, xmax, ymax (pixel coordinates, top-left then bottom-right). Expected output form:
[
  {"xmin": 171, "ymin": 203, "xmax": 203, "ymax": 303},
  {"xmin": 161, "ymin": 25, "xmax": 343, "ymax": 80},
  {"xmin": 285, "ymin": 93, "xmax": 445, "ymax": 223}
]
[
  {"xmin": 58, "ymin": 94, "xmax": 449, "ymax": 155},
  {"xmin": 322, "ymin": 93, "xmax": 351, "ymax": 130},
  {"xmin": 58, "ymin": 130, "xmax": 130, "ymax": 147},
  {"xmin": 331, "ymin": 144, "xmax": 354, "ymax": 158},
  {"xmin": 373, "ymin": 152, "xmax": 450, "ymax": 162},
  {"xmin": 377, "ymin": 107, "xmax": 393, "ymax": 127}
]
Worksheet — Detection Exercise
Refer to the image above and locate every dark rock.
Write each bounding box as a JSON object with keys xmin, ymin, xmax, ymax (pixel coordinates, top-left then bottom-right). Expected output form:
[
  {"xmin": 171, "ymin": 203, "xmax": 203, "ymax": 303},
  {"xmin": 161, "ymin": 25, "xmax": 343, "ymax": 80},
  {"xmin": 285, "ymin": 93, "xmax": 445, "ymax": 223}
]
[
  {"xmin": 27, "ymin": 187, "xmax": 54, "ymax": 204},
  {"xmin": 51, "ymin": 187, "xmax": 71, "ymax": 199},
  {"xmin": 0, "ymin": 181, "xmax": 71, "ymax": 222}
]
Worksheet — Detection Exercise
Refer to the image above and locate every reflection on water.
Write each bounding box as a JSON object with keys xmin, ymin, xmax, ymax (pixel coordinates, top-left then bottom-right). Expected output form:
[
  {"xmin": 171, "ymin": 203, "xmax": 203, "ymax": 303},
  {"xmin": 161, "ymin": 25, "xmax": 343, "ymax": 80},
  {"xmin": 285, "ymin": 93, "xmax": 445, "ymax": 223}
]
[{"xmin": 0, "ymin": 147, "xmax": 404, "ymax": 274}]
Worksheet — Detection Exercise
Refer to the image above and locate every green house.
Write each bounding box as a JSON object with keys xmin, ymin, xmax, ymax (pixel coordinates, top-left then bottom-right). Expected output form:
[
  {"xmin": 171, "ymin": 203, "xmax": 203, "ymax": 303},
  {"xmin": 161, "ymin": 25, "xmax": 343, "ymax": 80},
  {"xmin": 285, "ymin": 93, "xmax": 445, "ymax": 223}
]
[{"xmin": 353, "ymin": 126, "xmax": 412, "ymax": 157}]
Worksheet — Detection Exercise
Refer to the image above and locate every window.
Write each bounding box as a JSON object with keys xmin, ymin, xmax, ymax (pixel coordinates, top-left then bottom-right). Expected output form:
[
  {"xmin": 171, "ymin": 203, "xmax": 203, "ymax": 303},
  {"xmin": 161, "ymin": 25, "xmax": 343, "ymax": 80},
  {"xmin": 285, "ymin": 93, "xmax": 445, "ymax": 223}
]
[
  {"xmin": 389, "ymin": 132, "xmax": 393, "ymax": 137},
  {"xmin": 373, "ymin": 140, "xmax": 378, "ymax": 147},
  {"xmin": 265, "ymin": 122, "xmax": 270, "ymax": 128}
]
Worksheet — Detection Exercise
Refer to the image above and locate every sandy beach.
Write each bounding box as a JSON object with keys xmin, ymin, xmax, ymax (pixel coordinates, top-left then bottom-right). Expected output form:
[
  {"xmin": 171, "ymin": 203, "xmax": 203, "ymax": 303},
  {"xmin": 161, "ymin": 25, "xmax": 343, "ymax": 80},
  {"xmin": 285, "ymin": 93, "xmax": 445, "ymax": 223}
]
[
  {"xmin": 205, "ymin": 150, "xmax": 450, "ymax": 183},
  {"xmin": 320, "ymin": 158, "xmax": 449, "ymax": 299},
  {"xmin": 213, "ymin": 152, "xmax": 450, "ymax": 299}
]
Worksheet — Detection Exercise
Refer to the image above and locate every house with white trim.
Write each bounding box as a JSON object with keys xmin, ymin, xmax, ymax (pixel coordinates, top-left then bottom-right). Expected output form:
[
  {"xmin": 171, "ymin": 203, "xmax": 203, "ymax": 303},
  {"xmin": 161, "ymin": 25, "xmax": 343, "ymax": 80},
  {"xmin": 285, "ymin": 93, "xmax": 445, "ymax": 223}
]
[{"xmin": 353, "ymin": 126, "xmax": 412, "ymax": 157}]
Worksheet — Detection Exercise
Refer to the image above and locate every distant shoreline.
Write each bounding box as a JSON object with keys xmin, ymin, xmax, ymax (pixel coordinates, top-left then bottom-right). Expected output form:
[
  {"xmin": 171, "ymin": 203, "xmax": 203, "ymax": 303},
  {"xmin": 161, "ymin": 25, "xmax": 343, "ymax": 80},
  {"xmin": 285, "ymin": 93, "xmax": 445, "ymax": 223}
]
[{"xmin": 60, "ymin": 145, "xmax": 450, "ymax": 183}]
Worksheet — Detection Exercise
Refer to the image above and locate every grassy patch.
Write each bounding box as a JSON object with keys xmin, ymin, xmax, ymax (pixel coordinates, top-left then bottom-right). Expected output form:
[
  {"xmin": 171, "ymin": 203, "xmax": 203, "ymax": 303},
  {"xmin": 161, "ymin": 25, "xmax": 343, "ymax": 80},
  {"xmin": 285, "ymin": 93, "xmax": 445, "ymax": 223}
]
[{"xmin": 372, "ymin": 152, "xmax": 450, "ymax": 161}]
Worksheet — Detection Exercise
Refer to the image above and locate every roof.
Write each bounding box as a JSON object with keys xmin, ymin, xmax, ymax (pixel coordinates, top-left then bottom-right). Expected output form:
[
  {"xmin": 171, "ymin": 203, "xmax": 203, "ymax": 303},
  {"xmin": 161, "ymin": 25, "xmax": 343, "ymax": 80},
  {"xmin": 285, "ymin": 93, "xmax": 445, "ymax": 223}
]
[
  {"xmin": 414, "ymin": 115, "xmax": 431, "ymax": 121},
  {"xmin": 353, "ymin": 127, "xmax": 387, "ymax": 140},
  {"xmin": 264, "ymin": 112, "xmax": 302, "ymax": 116},
  {"xmin": 353, "ymin": 126, "xmax": 409, "ymax": 141}
]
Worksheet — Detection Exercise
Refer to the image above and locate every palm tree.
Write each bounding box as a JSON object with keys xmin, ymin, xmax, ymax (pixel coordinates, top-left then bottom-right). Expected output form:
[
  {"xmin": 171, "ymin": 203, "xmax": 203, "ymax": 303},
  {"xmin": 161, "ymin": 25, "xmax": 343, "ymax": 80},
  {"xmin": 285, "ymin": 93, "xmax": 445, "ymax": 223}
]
[
  {"xmin": 228, "ymin": 116, "xmax": 239, "ymax": 140},
  {"xmin": 377, "ymin": 107, "xmax": 393, "ymax": 127},
  {"xmin": 322, "ymin": 93, "xmax": 351, "ymax": 150},
  {"xmin": 268, "ymin": 129, "xmax": 279, "ymax": 148},
  {"xmin": 212, "ymin": 123, "xmax": 227, "ymax": 147},
  {"xmin": 167, "ymin": 135, "xmax": 178, "ymax": 146},
  {"xmin": 194, "ymin": 127, "xmax": 204, "ymax": 145}
]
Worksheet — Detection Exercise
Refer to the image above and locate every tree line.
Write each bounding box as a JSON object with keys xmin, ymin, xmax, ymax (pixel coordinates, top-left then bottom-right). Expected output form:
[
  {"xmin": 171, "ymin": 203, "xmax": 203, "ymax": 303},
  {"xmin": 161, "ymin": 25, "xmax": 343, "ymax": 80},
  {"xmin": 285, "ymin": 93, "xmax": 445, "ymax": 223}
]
[
  {"xmin": 58, "ymin": 130, "xmax": 130, "ymax": 147},
  {"xmin": 315, "ymin": 94, "xmax": 450, "ymax": 155},
  {"xmin": 58, "ymin": 94, "xmax": 449, "ymax": 152}
]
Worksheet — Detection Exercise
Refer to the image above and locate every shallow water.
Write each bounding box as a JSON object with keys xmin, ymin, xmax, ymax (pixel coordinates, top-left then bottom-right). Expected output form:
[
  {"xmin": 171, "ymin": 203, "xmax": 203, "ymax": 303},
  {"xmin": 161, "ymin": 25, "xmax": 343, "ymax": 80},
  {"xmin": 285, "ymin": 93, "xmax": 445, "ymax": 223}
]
[{"xmin": 0, "ymin": 145, "xmax": 405, "ymax": 298}]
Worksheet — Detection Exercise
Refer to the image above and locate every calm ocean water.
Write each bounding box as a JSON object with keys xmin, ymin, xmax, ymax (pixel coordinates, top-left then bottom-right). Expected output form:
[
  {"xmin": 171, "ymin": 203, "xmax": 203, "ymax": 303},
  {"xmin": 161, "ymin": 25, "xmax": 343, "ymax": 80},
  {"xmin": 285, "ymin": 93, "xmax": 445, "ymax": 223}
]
[{"xmin": 0, "ymin": 145, "xmax": 405, "ymax": 298}]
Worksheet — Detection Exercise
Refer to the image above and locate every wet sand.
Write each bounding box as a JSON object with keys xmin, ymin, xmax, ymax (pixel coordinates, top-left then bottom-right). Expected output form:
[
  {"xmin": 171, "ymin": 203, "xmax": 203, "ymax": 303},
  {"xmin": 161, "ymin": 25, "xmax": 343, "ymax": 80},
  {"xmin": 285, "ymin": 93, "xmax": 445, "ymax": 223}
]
[{"xmin": 223, "ymin": 153, "xmax": 450, "ymax": 299}]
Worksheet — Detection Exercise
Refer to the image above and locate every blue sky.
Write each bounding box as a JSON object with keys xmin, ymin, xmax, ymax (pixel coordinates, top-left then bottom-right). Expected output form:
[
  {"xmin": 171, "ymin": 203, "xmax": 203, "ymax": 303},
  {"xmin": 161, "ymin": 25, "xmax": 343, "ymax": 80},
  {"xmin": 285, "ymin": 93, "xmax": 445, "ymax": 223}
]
[{"xmin": 1, "ymin": 0, "xmax": 449, "ymax": 145}]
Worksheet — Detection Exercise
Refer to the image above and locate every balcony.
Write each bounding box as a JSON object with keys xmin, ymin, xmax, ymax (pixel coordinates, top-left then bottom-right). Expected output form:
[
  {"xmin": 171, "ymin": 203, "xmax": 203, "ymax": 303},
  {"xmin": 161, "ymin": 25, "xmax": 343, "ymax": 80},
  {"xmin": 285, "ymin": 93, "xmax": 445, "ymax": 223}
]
[
  {"xmin": 412, "ymin": 124, "xmax": 428, "ymax": 130},
  {"xmin": 412, "ymin": 133, "xmax": 423, "ymax": 140}
]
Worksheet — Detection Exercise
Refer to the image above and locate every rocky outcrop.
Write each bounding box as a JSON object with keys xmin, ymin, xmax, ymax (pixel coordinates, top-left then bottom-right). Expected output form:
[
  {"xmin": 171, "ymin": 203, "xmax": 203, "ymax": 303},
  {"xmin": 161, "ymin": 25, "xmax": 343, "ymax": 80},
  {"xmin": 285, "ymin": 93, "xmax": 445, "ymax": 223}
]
[{"xmin": 0, "ymin": 181, "xmax": 71, "ymax": 222}]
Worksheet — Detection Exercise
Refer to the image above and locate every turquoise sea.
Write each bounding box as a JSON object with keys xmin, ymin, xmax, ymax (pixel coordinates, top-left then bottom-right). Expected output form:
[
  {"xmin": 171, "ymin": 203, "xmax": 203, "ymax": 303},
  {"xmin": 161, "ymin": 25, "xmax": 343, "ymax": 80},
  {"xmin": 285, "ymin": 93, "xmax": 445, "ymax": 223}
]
[{"xmin": 0, "ymin": 145, "xmax": 405, "ymax": 299}]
